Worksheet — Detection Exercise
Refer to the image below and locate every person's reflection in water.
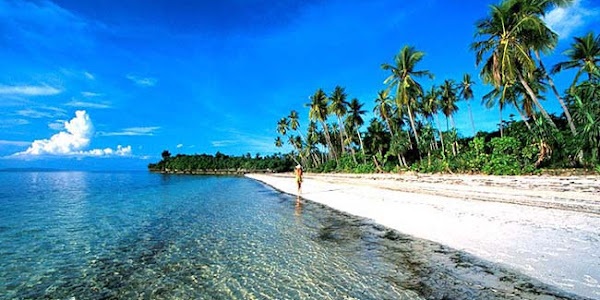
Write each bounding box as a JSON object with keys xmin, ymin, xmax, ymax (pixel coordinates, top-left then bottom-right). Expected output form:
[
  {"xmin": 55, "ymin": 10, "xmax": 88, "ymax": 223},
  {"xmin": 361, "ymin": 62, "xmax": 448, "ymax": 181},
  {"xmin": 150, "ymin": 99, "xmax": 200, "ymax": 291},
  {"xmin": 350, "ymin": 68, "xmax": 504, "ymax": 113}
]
[{"xmin": 295, "ymin": 196, "xmax": 303, "ymax": 217}]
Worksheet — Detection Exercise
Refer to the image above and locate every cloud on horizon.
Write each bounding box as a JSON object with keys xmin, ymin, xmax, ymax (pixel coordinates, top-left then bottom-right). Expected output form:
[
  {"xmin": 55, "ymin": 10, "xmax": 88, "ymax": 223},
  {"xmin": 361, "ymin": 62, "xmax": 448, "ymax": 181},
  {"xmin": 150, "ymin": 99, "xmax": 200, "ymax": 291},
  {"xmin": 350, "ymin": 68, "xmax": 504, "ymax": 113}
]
[
  {"xmin": 543, "ymin": 0, "xmax": 600, "ymax": 39},
  {"xmin": 12, "ymin": 110, "xmax": 132, "ymax": 158},
  {"xmin": 0, "ymin": 84, "xmax": 62, "ymax": 96}
]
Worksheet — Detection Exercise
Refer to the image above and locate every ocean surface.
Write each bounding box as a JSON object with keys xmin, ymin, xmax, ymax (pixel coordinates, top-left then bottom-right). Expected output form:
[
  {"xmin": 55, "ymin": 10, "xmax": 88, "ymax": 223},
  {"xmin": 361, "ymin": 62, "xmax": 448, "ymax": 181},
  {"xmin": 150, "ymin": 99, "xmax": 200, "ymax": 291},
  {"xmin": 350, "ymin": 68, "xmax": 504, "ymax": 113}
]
[{"xmin": 0, "ymin": 171, "xmax": 585, "ymax": 299}]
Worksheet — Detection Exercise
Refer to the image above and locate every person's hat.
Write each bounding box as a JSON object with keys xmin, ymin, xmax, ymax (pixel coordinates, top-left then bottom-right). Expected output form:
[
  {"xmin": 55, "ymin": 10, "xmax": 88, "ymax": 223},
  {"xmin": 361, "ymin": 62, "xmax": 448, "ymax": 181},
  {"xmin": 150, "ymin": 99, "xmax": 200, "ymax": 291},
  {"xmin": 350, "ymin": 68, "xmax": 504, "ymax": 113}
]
[{"xmin": 296, "ymin": 164, "xmax": 302, "ymax": 169}]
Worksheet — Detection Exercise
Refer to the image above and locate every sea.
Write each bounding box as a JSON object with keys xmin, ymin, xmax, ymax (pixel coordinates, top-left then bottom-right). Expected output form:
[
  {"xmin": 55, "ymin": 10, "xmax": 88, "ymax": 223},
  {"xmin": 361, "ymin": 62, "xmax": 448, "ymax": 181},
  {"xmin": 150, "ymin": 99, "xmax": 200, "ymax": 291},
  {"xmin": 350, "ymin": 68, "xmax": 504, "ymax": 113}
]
[{"xmin": 0, "ymin": 171, "xmax": 585, "ymax": 299}]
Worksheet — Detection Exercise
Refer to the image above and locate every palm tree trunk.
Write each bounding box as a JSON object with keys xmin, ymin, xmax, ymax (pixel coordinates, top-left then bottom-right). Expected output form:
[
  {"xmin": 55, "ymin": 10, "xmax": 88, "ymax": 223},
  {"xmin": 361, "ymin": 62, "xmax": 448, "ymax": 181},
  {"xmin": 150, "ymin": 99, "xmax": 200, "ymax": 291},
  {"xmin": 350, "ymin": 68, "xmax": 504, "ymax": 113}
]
[
  {"xmin": 356, "ymin": 128, "xmax": 366, "ymax": 163},
  {"xmin": 450, "ymin": 115, "xmax": 459, "ymax": 155},
  {"xmin": 499, "ymin": 105, "xmax": 504, "ymax": 137},
  {"xmin": 514, "ymin": 102, "xmax": 533, "ymax": 132},
  {"xmin": 435, "ymin": 113, "xmax": 446, "ymax": 156},
  {"xmin": 534, "ymin": 51, "xmax": 577, "ymax": 136},
  {"xmin": 517, "ymin": 72, "xmax": 558, "ymax": 129},
  {"xmin": 466, "ymin": 98, "xmax": 476, "ymax": 136},
  {"xmin": 337, "ymin": 117, "xmax": 347, "ymax": 155},
  {"xmin": 407, "ymin": 102, "xmax": 421, "ymax": 145},
  {"xmin": 384, "ymin": 114, "xmax": 395, "ymax": 137},
  {"xmin": 321, "ymin": 122, "xmax": 338, "ymax": 162},
  {"xmin": 349, "ymin": 144, "xmax": 357, "ymax": 164}
]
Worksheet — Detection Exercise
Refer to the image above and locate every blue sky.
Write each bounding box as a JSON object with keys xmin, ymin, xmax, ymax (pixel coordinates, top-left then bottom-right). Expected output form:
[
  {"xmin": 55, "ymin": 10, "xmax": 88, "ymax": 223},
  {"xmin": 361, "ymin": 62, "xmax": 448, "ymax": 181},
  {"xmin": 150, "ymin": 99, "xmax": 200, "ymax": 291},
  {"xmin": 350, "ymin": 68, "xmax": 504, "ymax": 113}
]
[{"xmin": 0, "ymin": 0, "xmax": 598, "ymax": 170}]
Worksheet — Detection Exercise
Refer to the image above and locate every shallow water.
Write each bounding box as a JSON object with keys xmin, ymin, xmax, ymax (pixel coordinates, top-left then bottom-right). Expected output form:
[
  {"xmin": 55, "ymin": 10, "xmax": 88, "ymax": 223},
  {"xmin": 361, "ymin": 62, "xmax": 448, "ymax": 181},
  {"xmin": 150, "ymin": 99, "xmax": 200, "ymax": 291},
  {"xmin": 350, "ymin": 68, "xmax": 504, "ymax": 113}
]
[{"xmin": 0, "ymin": 172, "xmax": 586, "ymax": 299}]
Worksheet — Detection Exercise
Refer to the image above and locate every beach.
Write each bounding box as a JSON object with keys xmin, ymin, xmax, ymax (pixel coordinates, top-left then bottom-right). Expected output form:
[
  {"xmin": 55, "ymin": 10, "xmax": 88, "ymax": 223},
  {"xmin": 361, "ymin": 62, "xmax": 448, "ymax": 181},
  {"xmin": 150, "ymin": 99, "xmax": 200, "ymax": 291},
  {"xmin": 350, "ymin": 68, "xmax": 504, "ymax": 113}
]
[{"xmin": 247, "ymin": 173, "xmax": 600, "ymax": 299}]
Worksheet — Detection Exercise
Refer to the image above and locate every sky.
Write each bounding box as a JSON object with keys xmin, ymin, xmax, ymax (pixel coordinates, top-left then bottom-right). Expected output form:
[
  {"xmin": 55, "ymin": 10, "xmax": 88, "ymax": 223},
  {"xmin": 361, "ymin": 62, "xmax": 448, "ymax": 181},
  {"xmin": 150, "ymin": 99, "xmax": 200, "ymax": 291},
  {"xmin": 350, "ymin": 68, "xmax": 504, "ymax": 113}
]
[{"xmin": 0, "ymin": 0, "xmax": 598, "ymax": 170}]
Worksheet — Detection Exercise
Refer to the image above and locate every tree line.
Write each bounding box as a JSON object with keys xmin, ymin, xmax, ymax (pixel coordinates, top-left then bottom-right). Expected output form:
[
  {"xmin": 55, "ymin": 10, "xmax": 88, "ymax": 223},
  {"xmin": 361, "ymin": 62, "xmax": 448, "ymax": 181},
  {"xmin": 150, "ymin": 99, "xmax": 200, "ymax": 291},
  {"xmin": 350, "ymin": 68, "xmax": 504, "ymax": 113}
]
[
  {"xmin": 148, "ymin": 150, "xmax": 294, "ymax": 173},
  {"xmin": 274, "ymin": 0, "xmax": 599, "ymax": 175}
]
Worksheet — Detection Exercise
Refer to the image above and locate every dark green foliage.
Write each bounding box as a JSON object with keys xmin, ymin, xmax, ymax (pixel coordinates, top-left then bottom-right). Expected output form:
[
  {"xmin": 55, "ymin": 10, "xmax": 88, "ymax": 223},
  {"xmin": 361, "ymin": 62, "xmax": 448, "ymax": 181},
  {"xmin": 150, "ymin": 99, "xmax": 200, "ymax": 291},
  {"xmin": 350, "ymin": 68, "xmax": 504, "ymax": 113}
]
[{"xmin": 148, "ymin": 152, "xmax": 294, "ymax": 173}]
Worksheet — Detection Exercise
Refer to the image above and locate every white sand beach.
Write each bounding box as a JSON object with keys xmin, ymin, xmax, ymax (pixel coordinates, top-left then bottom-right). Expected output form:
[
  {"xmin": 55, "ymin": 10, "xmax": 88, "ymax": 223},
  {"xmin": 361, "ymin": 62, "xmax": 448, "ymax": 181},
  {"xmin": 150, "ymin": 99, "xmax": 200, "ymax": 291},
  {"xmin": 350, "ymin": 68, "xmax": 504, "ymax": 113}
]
[{"xmin": 246, "ymin": 173, "xmax": 600, "ymax": 299}]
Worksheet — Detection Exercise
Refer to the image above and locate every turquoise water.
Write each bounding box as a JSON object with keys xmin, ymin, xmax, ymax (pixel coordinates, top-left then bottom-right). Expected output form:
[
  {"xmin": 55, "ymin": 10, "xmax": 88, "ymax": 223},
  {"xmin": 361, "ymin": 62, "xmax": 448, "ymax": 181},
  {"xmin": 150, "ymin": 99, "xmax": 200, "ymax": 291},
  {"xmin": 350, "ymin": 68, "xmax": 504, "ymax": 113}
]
[{"xmin": 0, "ymin": 172, "xmax": 583, "ymax": 299}]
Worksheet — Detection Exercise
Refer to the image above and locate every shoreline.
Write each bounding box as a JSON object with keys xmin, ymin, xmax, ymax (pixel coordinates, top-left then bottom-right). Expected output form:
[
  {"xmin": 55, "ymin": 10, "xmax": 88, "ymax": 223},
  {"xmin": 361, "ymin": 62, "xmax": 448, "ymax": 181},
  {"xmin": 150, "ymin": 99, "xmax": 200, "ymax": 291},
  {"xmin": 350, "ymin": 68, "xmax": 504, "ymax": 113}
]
[{"xmin": 246, "ymin": 173, "xmax": 600, "ymax": 299}]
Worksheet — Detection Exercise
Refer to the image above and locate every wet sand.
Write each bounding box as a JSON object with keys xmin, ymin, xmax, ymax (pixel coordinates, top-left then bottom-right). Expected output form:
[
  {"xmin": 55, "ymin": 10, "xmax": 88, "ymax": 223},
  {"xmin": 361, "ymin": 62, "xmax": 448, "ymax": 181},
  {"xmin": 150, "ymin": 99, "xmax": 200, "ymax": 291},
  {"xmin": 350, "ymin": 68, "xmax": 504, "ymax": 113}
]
[{"xmin": 246, "ymin": 173, "xmax": 600, "ymax": 299}]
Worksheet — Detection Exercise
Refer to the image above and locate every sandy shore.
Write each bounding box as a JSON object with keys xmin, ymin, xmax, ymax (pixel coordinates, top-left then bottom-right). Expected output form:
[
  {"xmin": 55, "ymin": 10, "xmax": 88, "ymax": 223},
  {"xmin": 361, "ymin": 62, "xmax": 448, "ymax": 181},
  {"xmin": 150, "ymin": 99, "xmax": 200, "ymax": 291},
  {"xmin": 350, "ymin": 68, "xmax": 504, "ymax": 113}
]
[{"xmin": 246, "ymin": 173, "xmax": 600, "ymax": 299}]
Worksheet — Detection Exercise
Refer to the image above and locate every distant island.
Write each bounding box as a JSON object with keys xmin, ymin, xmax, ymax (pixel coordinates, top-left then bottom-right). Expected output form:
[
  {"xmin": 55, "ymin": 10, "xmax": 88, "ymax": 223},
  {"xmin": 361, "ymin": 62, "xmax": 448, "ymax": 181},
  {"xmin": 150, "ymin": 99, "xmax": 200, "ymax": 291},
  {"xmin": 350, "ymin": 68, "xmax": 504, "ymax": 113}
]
[{"xmin": 147, "ymin": 151, "xmax": 294, "ymax": 174}]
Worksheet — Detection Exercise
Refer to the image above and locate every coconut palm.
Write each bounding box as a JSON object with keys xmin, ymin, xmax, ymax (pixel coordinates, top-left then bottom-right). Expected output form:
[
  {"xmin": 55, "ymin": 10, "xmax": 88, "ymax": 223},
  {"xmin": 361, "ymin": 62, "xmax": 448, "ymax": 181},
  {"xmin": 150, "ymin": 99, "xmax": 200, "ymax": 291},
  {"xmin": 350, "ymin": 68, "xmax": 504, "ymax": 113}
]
[
  {"xmin": 472, "ymin": 0, "xmax": 557, "ymax": 129},
  {"xmin": 570, "ymin": 81, "xmax": 600, "ymax": 164},
  {"xmin": 381, "ymin": 45, "xmax": 433, "ymax": 146},
  {"xmin": 441, "ymin": 80, "xmax": 460, "ymax": 155},
  {"xmin": 306, "ymin": 121, "xmax": 321, "ymax": 166},
  {"xmin": 329, "ymin": 86, "xmax": 349, "ymax": 155},
  {"xmin": 440, "ymin": 80, "xmax": 459, "ymax": 131},
  {"xmin": 424, "ymin": 85, "xmax": 446, "ymax": 155},
  {"xmin": 513, "ymin": 0, "xmax": 576, "ymax": 135},
  {"xmin": 366, "ymin": 118, "xmax": 388, "ymax": 160},
  {"xmin": 307, "ymin": 88, "xmax": 337, "ymax": 162},
  {"xmin": 274, "ymin": 136, "xmax": 283, "ymax": 148},
  {"xmin": 552, "ymin": 31, "xmax": 600, "ymax": 87},
  {"xmin": 389, "ymin": 131, "xmax": 411, "ymax": 168},
  {"xmin": 373, "ymin": 90, "xmax": 396, "ymax": 136},
  {"xmin": 458, "ymin": 73, "xmax": 477, "ymax": 136},
  {"xmin": 346, "ymin": 98, "xmax": 367, "ymax": 162},
  {"xmin": 277, "ymin": 117, "xmax": 289, "ymax": 136},
  {"xmin": 482, "ymin": 86, "xmax": 509, "ymax": 137}
]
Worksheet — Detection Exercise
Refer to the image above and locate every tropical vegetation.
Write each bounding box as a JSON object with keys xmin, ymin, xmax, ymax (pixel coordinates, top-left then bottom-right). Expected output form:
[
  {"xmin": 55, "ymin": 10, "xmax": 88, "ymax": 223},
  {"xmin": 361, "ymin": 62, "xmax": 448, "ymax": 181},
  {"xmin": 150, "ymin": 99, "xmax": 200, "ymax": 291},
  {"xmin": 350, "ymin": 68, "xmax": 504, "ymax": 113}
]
[
  {"xmin": 148, "ymin": 151, "xmax": 294, "ymax": 173},
  {"xmin": 271, "ymin": 0, "xmax": 599, "ymax": 175}
]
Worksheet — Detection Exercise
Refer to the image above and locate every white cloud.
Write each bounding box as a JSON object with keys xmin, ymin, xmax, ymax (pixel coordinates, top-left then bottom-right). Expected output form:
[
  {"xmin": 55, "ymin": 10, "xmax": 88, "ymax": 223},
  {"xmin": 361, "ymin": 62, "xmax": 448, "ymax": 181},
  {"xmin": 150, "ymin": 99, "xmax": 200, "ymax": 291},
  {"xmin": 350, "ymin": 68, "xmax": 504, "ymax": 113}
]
[
  {"xmin": 48, "ymin": 120, "xmax": 65, "ymax": 130},
  {"xmin": 0, "ymin": 119, "xmax": 29, "ymax": 128},
  {"xmin": 211, "ymin": 140, "xmax": 235, "ymax": 147},
  {"xmin": 16, "ymin": 106, "xmax": 66, "ymax": 118},
  {"xmin": 0, "ymin": 85, "xmax": 61, "ymax": 96},
  {"xmin": 99, "ymin": 126, "xmax": 160, "ymax": 136},
  {"xmin": 176, "ymin": 144, "xmax": 183, "ymax": 148},
  {"xmin": 0, "ymin": 140, "xmax": 30, "ymax": 147},
  {"xmin": 66, "ymin": 100, "xmax": 111, "ymax": 109},
  {"xmin": 126, "ymin": 75, "xmax": 157, "ymax": 87},
  {"xmin": 81, "ymin": 91, "xmax": 101, "ymax": 97},
  {"xmin": 543, "ymin": 0, "xmax": 600, "ymax": 39},
  {"xmin": 13, "ymin": 110, "xmax": 132, "ymax": 157},
  {"xmin": 83, "ymin": 71, "xmax": 95, "ymax": 80}
]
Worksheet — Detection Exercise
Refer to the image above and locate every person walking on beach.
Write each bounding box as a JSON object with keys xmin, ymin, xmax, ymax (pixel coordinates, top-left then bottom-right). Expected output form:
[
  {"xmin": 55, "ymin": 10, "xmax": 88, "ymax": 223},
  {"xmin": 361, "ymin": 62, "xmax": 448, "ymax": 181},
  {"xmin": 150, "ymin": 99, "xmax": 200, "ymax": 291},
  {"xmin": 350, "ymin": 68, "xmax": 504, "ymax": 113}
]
[{"xmin": 294, "ymin": 164, "xmax": 303, "ymax": 195}]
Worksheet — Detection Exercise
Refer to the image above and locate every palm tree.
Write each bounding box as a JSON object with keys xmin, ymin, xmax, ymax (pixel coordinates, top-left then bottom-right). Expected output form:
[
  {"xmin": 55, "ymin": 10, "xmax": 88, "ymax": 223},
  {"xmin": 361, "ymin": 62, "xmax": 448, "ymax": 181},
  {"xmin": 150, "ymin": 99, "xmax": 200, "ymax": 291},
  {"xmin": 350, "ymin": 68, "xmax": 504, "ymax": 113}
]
[
  {"xmin": 389, "ymin": 131, "xmax": 411, "ymax": 168},
  {"xmin": 307, "ymin": 88, "xmax": 337, "ymax": 162},
  {"xmin": 440, "ymin": 80, "xmax": 459, "ymax": 131},
  {"xmin": 329, "ymin": 86, "xmax": 349, "ymax": 155},
  {"xmin": 424, "ymin": 86, "xmax": 446, "ymax": 155},
  {"xmin": 306, "ymin": 121, "xmax": 321, "ymax": 166},
  {"xmin": 366, "ymin": 119, "xmax": 388, "ymax": 167},
  {"xmin": 274, "ymin": 136, "xmax": 283, "ymax": 148},
  {"xmin": 552, "ymin": 31, "xmax": 600, "ymax": 87},
  {"xmin": 472, "ymin": 0, "xmax": 557, "ymax": 129},
  {"xmin": 289, "ymin": 110, "xmax": 309, "ymax": 147},
  {"xmin": 441, "ymin": 80, "xmax": 459, "ymax": 155},
  {"xmin": 482, "ymin": 86, "xmax": 509, "ymax": 137},
  {"xmin": 513, "ymin": 0, "xmax": 577, "ymax": 136},
  {"xmin": 459, "ymin": 73, "xmax": 477, "ymax": 136},
  {"xmin": 277, "ymin": 117, "xmax": 289, "ymax": 136},
  {"xmin": 382, "ymin": 45, "xmax": 433, "ymax": 146},
  {"xmin": 373, "ymin": 90, "xmax": 396, "ymax": 136},
  {"xmin": 346, "ymin": 98, "xmax": 367, "ymax": 162}
]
